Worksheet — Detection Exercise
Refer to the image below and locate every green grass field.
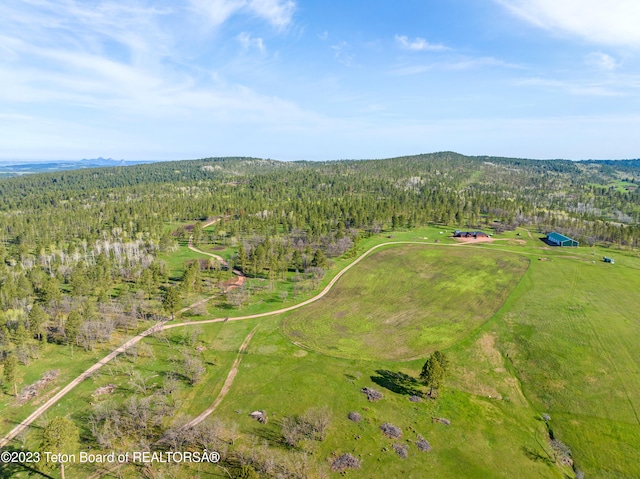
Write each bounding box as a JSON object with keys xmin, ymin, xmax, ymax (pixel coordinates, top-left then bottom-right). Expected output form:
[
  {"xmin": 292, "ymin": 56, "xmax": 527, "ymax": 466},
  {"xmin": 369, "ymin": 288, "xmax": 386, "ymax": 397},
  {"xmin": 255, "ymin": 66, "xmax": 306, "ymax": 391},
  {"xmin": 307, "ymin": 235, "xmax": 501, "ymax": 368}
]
[
  {"xmin": 491, "ymin": 253, "xmax": 640, "ymax": 477},
  {"xmin": 281, "ymin": 245, "xmax": 529, "ymax": 361},
  {"xmin": 210, "ymin": 314, "xmax": 562, "ymax": 479}
]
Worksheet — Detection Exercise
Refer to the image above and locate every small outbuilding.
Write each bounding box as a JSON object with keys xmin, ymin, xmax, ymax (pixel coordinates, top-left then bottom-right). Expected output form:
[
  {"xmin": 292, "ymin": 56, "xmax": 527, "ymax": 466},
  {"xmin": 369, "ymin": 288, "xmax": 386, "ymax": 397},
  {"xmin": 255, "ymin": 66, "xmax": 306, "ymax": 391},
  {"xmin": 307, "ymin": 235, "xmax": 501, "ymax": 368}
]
[
  {"xmin": 603, "ymin": 256, "xmax": 615, "ymax": 264},
  {"xmin": 546, "ymin": 232, "xmax": 579, "ymax": 247}
]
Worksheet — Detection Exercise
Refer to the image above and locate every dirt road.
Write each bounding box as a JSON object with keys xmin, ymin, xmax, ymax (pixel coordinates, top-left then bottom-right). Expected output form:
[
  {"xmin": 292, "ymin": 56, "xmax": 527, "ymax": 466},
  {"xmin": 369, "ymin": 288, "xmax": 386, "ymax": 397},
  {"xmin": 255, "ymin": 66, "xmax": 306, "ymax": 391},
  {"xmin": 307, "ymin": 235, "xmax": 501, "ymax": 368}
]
[
  {"xmin": 179, "ymin": 323, "xmax": 261, "ymax": 430},
  {"xmin": 0, "ymin": 240, "xmax": 427, "ymax": 448}
]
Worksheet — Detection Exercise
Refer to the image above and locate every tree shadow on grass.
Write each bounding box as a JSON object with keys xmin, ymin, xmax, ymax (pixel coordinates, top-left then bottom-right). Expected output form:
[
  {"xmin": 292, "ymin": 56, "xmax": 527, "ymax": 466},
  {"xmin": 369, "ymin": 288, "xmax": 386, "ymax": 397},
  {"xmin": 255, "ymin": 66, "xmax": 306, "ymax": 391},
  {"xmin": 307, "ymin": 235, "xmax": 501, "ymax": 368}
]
[
  {"xmin": 371, "ymin": 370, "xmax": 422, "ymax": 396},
  {"xmin": 521, "ymin": 445, "xmax": 553, "ymax": 465},
  {"xmin": 216, "ymin": 302, "xmax": 236, "ymax": 311},
  {"xmin": 249, "ymin": 423, "xmax": 289, "ymax": 449}
]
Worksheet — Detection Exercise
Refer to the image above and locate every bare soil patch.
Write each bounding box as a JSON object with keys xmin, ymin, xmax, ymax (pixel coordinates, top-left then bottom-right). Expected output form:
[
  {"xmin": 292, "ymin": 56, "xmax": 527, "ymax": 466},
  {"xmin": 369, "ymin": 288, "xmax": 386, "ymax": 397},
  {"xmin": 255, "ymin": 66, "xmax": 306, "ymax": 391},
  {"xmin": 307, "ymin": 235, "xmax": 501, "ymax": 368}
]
[
  {"xmin": 219, "ymin": 275, "xmax": 246, "ymax": 292},
  {"xmin": 93, "ymin": 384, "xmax": 117, "ymax": 397},
  {"xmin": 478, "ymin": 333, "xmax": 503, "ymax": 368},
  {"xmin": 454, "ymin": 236, "xmax": 495, "ymax": 244}
]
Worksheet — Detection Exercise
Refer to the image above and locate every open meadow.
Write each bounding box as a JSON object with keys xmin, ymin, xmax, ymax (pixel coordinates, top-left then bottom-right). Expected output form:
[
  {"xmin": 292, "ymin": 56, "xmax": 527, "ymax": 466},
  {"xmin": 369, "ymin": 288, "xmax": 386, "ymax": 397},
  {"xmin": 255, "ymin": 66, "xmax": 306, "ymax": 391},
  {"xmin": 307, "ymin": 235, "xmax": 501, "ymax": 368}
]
[{"xmin": 281, "ymin": 245, "xmax": 529, "ymax": 361}]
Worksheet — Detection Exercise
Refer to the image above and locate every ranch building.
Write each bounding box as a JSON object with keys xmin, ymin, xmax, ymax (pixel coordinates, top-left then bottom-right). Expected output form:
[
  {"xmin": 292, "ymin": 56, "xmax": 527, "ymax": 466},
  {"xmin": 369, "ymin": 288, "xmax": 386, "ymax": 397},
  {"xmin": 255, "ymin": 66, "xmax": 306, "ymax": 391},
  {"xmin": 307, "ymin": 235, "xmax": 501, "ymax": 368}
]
[
  {"xmin": 453, "ymin": 230, "xmax": 489, "ymax": 238},
  {"xmin": 546, "ymin": 232, "xmax": 579, "ymax": 247}
]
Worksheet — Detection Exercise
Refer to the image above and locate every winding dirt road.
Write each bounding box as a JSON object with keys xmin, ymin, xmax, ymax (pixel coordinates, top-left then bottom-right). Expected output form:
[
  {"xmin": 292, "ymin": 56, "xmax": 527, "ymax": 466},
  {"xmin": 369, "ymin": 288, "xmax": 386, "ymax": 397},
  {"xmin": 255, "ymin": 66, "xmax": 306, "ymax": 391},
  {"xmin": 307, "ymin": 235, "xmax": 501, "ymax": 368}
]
[
  {"xmin": 188, "ymin": 218, "xmax": 245, "ymax": 280},
  {"xmin": 0, "ymin": 240, "xmax": 427, "ymax": 448}
]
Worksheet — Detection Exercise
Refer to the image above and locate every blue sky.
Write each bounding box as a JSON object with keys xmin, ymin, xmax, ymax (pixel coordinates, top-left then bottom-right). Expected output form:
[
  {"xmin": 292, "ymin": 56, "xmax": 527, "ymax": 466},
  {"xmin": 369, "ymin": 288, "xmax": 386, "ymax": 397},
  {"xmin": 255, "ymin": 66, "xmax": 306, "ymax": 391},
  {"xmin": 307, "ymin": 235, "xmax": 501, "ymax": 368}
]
[{"xmin": 1, "ymin": 0, "xmax": 639, "ymax": 162}]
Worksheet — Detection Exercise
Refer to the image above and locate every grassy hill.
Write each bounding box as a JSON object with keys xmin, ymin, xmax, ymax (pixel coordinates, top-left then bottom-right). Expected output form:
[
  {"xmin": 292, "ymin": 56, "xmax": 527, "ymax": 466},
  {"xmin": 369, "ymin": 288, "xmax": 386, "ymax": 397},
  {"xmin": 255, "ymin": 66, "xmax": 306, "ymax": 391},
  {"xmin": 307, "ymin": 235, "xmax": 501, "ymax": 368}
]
[{"xmin": 282, "ymin": 245, "xmax": 529, "ymax": 361}]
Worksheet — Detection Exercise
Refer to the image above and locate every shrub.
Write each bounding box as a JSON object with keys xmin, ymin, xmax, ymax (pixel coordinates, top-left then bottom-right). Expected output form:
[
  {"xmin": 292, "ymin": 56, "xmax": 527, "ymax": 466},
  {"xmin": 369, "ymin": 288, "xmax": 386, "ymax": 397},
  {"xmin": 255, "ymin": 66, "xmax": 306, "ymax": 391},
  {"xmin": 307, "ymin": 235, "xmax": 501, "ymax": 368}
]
[
  {"xmin": 281, "ymin": 407, "xmax": 332, "ymax": 447},
  {"xmin": 302, "ymin": 407, "xmax": 331, "ymax": 441},
  {"xmin": 348, "ymin": 412, "xmax": 362, "ymax": 422},
  {"xmin": 393, "ymin": 443, "xmax": 408, "ymax": 458},
  {"xmin": 361, "ymin": 387, "xmax": 383, "ymax": 402},
  {"xmin": 281, "ymin": 416, "xmax": 303, "ymax": 447},
  {"xmin": 415, "ymin": 434, "xmax": 432, "ymax": 452},
  {"xmin": 380, "ymin": 423, "xmax": 402, "ymax": 439},
  {"xmin": 331, "ymin": 453, "xmax": 361, "ymax": 472}
]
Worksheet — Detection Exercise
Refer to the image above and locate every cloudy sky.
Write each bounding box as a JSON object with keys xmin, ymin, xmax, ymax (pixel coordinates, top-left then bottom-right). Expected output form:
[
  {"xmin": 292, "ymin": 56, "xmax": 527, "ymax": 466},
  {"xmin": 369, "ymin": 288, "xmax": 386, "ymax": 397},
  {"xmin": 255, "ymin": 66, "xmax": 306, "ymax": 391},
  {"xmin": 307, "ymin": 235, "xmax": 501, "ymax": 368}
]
[{"xmin": 1, "ymin": 0, "xmax": 639, "ymax": 161}]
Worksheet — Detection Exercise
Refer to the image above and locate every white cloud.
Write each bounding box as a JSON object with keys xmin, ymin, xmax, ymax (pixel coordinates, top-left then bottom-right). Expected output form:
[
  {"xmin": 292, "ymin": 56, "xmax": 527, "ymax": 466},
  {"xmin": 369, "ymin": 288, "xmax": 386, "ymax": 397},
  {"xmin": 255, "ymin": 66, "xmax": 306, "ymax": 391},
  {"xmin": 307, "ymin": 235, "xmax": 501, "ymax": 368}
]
[
  {"xmin": 390, "ymin": 57, "xmax": 519, "ymax": 75},
  {"xmin": 190, "ymin": 0, "xmax": 246, "ymax": 27},
  {"xmin": 0, "ymin": 0, "xmax": 314, "ymax": 135},
  {"xmin": 395, "ymin": 35, "xmax": 447, "ymax": 52},
  {"xmin": 585, "ymin": 52, "xmax": 620, "ymax": 71},
  {"xmin": 237, "ymin": 32, "xmax": 265, "ymax": 52},
  {"xmin": 190, "ymin": 0, "xmax": 295, "ymax": 28},
  {"xmin": 518, "ymin": 77, "xmax": 624, "ymax": 97},
  {"xmin": 247, "ymin": 0, "xmax": 295, "ymax": 28},
  {"xmin": 496, "ymin": 0, "xmax": 640, "ymax": 47},
  {"xmin": 331, "ymin": 42, "xmax": 354, "ymax": 67}
]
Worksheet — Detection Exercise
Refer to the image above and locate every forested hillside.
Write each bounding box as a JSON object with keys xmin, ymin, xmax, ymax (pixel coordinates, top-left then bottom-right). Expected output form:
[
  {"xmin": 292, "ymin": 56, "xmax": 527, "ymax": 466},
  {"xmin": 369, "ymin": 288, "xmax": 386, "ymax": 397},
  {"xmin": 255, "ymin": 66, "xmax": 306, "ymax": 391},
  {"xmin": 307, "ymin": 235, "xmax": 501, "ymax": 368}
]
[
  {"xmin": 1, "ymin": 151, "xmax": 637, "ymax": 359},
  {"xmin": 2, "ymin": 152, "xmax": 639, "ymax": 251},
  {"xmin": 2, "ymin": 152, "xmax": 640, "ymax": 478}
]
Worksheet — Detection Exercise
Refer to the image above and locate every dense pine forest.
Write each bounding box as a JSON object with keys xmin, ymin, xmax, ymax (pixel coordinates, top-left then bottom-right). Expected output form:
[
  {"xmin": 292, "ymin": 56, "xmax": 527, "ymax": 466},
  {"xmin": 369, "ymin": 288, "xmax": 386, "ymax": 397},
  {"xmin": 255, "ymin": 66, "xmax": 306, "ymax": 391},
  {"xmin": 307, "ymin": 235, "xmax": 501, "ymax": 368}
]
[{"xmin": 2, "ymin": 151, "xmax": 640, "ymax": 317}]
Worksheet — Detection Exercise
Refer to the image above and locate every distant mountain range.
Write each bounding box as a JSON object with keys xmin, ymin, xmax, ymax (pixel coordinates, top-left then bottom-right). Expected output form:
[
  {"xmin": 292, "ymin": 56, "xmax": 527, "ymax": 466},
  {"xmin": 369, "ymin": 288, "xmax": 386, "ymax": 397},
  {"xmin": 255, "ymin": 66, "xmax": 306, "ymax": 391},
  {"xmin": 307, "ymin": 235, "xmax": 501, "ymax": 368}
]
[{"xmin": 0, "ymin": 157, "xmax": 156, "ymax": 177}]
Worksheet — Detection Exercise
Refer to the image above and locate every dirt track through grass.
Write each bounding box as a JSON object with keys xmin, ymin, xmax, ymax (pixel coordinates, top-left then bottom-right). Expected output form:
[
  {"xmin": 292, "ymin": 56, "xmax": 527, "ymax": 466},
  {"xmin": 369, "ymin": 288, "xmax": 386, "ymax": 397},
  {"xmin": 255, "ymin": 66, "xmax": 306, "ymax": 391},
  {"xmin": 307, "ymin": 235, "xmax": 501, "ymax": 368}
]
[
  {"xmin": 179, "ymin": 323, "xmax": 261, "ymax": 430},
  {"xmin": 0, "ymin": 240, "xmax": 427, "ymax": 448}
]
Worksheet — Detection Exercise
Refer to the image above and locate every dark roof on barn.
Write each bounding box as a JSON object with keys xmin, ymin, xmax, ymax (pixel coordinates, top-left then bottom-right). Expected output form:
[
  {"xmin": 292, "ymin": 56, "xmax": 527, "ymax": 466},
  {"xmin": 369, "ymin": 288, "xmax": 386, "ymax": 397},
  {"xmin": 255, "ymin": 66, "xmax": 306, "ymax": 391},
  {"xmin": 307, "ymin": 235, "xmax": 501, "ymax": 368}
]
[{"xmin": 454, "ymin": 230, "xmax": 488, "ymax": 237}]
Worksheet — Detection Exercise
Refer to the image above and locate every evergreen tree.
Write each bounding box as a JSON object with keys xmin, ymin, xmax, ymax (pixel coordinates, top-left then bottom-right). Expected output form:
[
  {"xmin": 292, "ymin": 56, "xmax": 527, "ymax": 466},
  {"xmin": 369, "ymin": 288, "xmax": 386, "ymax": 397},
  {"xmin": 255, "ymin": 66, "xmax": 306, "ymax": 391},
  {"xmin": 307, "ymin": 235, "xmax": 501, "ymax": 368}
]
[
  {"xmin": 292, "ymin": 249, "xmax": 302, "ymax": 271},
  {"xmin": 162, "ymin": 286, "xmax": 181, "ymax": 319},
  {"xmin": 28, "ymin": 304, "xmax": 48, "ymax": 342},
  {"xmin": 39, "ymin": 417, "xmax": 79, "ymax": 479},
  {"xmin": 420, "ymin": 352, "xmax": 446, "ymax": 397},
  {"xmin": 13, "ymin": 323, "xmax": 30, "ymax": 347},
  {"xmin": 69, "ymin": 262, "xmax": 90, "ymax": 296},
  {"xmin": 3, "ymin": 354, "xmax": 19, "ymax": 396},
  {"xmin": 181, "ymin": 262, "xmax": 202, "ymax": 293},
  {"xmin": 39, "ymin": 276, "xmax": 61, "ymax": 304},
  {"xmin": 65, "ymin": 311, "xmax": 82, "ymax": 346},
  {"xmin": 312, "ymin": 249, "xmax": 327, "ymax": 268},
  {"xmin": 432, "ymin": 350, "xmax": 449, "ymax": 373},
  {"xmin": 192, "ymin": 222, "xmax": 203, "ymax": 246},
  {"xmin": 252, "ymin": 244, "xmax": 266, "ymax": 277},
  {"xmin": 237, "ymin": 244, "xmax": 247, "ymax": 272},
  {"xmin": 139, "ymin": 268, "xmax": 155, "ymax": 299}
]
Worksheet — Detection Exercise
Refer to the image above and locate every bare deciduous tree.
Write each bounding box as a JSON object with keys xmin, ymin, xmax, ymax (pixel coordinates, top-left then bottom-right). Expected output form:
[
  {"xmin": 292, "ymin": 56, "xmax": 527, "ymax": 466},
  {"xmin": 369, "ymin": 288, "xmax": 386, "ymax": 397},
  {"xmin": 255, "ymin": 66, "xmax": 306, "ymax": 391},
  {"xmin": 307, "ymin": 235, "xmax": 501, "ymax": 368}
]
[{"xmin": 182, "ymin": 350, "xmax": 206, "ymax": 385}]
